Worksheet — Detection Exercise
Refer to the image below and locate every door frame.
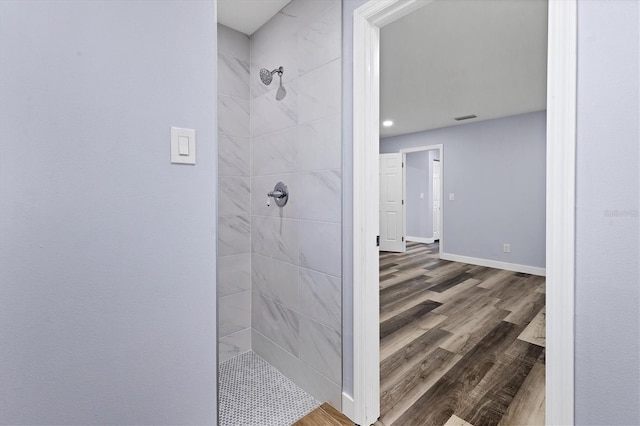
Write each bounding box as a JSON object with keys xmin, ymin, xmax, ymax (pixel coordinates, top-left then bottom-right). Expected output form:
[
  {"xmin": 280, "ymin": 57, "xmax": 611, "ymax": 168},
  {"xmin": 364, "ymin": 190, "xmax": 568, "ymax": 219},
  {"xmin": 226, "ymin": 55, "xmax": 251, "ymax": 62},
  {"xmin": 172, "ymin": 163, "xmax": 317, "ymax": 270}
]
[
  {"xmin": 432, "ymin": 158, "xmax": 441, "ymax": 242},
  {"xmin": 400, "ymin": 144, "xmax": 444, "ymax": 255},
  {"xmin": 349, "ymin": 1, "xmax": 576, "ymax": 425}
]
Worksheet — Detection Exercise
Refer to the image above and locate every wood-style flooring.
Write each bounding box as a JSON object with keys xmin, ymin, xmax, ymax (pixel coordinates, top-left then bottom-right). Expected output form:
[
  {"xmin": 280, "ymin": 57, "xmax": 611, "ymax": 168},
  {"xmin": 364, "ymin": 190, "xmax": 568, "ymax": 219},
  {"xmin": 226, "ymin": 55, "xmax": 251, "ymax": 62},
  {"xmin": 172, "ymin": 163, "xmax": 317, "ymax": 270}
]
[
  {"xmin": 377, "ymin": 242, "xmax": 545, "ymax": 426},
  {"xmin": 294, "ymin": 403, "xmax": 356, "ymax": 426}
]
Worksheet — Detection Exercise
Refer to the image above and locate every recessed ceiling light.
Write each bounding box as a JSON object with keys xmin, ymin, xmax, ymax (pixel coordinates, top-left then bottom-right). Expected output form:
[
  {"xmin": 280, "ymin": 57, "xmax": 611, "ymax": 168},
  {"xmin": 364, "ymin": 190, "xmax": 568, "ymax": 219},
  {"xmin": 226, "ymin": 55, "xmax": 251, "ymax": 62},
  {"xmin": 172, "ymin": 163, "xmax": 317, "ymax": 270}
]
[{"xmin": 382, "ymin": 120, "xmax": 394, "ymax": 127}]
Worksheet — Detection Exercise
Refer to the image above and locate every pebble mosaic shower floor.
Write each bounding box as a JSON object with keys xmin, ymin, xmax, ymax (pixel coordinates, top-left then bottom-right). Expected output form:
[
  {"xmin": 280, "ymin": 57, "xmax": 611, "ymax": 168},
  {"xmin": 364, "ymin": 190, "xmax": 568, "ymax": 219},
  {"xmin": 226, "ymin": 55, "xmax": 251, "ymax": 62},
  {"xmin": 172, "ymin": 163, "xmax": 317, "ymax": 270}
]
[{"xmin": 218, "ymin": 351, "xmax": 319, "ymax": 426}]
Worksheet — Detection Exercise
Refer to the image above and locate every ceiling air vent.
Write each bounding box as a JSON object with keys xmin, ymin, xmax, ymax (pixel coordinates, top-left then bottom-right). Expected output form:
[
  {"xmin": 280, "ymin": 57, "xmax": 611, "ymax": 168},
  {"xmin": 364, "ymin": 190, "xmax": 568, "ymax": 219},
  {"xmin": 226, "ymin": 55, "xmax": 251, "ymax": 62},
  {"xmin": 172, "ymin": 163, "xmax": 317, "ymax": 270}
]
[{"xmin": 454, "ymin": 114, "xmax": 477, "ymax": 121}]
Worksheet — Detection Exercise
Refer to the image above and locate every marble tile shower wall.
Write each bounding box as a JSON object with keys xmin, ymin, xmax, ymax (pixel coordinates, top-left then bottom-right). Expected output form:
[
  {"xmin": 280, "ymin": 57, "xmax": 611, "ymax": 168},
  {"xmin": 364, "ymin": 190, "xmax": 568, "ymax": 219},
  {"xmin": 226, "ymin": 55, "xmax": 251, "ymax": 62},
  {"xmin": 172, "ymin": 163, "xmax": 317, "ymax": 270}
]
[
  {"xmin": 249, "ymin": 0, "xmax": 342, "ymax": 408},
  {"xmin": 217, "ymin": 24, "xmax": 252, "ymax": 363}
]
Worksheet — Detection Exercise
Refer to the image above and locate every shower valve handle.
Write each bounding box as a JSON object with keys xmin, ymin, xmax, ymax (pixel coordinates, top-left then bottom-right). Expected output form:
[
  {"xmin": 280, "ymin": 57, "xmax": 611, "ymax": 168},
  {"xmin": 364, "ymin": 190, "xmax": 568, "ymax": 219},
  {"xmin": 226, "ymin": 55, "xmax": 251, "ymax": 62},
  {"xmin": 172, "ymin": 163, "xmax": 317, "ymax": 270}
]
[
  {"xmin": 267, "ymin": 190, "xmax": 285, "ymax": 199},
  {"xmin": 267, "ymin": 190, "xmax": 285, "ymax": 207},
  {"xmin": 266, "ymin": 182, "xmax": 289, "ymax": 207}
]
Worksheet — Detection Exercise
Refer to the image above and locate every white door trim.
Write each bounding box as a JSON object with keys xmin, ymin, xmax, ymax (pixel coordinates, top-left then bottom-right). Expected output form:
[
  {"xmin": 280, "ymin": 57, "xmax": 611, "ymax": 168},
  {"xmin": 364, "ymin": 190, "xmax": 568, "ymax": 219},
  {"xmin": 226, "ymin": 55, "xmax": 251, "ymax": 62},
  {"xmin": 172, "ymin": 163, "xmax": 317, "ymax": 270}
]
[
  {"xmin": 350, "ymin": 1, "xmax": 576, "ymax": 425},
  {"xmin": 545, "ymin": 0, "xmax": 577, "ymax": 424},
  {"xmin": 400, "ymin": 144, "xmax": 443, "ymax": 257}
]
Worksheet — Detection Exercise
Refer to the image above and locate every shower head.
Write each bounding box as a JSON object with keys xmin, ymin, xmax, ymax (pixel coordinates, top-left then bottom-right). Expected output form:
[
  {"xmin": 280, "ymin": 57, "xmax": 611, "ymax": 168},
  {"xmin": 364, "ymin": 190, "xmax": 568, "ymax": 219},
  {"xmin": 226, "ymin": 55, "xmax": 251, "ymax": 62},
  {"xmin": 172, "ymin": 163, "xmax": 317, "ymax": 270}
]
[{"xmin": 259, "ymin": 66, "xmax": 284, "ymax": 86}]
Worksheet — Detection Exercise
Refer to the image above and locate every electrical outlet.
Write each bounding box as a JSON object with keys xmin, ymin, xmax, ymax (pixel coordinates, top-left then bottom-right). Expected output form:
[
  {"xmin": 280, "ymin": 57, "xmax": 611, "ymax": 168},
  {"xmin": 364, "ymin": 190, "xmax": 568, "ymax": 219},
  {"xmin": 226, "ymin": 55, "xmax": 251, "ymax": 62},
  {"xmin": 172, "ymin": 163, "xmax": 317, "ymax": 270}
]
[{"xmin": 503, "ymin": 244, "xmax": 510, "ymax": 253}]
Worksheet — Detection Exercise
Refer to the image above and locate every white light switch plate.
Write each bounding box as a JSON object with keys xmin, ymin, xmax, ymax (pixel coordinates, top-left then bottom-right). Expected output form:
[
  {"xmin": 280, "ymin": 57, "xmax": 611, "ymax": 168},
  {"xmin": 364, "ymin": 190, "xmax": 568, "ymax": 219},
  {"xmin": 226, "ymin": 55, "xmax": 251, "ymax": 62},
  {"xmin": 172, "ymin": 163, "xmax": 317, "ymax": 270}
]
[{"xmin": 171, "ymin": 127, "xmax": 196, "ymax": 164}]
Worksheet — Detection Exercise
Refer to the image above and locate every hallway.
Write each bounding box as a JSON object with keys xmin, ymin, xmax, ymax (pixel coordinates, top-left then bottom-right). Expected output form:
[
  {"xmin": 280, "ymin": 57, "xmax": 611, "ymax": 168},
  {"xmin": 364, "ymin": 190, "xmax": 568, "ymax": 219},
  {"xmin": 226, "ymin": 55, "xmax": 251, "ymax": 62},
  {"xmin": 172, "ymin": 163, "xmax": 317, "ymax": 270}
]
[{"xmin": 378, "ymin": 242, "xmax": 545, "ymax": 426}]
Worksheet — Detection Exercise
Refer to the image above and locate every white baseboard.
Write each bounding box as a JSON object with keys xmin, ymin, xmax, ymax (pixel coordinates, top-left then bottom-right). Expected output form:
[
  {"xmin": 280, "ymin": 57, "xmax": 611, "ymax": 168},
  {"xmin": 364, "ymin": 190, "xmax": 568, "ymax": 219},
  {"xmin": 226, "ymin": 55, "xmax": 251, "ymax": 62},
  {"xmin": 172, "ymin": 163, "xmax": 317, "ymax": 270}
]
[
  {"xmin": 406, "ymin": 236, "xmax": 435, "ymax": 244},
  {"xmin": 440, "ymin": 252, "xmax": 546, "ymax": 276},
  {"xmin": 341, "ymin": 392, "xmax": 355, "ymax": 422}
]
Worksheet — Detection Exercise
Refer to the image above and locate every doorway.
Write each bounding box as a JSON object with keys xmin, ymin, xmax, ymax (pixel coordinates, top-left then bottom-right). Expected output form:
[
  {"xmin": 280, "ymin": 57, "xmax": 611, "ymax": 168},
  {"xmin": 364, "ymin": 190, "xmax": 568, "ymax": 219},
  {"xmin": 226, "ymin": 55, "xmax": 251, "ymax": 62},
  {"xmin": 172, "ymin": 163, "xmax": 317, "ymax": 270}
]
[
  {"xmin": 401, "ymin": 145, "xmax": 443, "ymax": 251},
  {"xmin": 349, "ymin": 1, "xmax": 577, "ymax": 425},
  {"xmin": 379, "ymin": 145, "xmax": 443, "ymax": 255}
]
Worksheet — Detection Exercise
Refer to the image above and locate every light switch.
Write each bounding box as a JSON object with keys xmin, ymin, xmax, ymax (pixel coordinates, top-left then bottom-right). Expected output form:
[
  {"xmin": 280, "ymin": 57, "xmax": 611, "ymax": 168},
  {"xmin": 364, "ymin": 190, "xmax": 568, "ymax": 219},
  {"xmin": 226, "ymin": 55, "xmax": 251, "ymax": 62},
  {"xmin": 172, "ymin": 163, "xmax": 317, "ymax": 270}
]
[
  {"xmin": 171, "ymin": 127, "xmax": 196, "ymax": 165},
  {"xmin": 178, "ymin": 136, "xmax": 190, "ymax": 156},
  {"xmin": 420, "ymin": 192, "xmax": 424, "ymax": 199},
  {"xmin": 449, "ymin": 193, "xmax": 455, "ymax": 201}
]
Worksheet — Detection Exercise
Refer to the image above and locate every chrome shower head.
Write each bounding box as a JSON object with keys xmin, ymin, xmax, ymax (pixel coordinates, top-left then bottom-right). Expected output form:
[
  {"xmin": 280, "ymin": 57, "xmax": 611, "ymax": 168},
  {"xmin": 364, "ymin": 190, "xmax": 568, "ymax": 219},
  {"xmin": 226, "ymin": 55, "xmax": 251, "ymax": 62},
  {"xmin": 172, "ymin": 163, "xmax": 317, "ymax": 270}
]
[
  {"xmin": 259, "ymin": 66, "xmax": 284, "ymax": 86},
  {"xmin": 259, "ymin": 68, "xmax": 273, "ymax": 85}
]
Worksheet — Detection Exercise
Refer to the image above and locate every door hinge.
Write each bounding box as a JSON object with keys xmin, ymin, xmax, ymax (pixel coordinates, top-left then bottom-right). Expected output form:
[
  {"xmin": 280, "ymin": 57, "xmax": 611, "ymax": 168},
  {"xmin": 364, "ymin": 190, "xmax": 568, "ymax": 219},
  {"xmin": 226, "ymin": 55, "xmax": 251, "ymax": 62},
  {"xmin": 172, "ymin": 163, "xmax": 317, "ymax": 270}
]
[
  {"xmin": 402, "ymin": 236, "xmax": 405, "ymax": 242},
  {"xmin": 402, "ymin": 162, "xmax": 404, "ymax": 167},
  {"xmin": 402, "ymin": 199, "xmax": 404, "ymax": 205},
  {"xmin": 376, "ymin": 235, "xmax": 380, "ymax": 247}
]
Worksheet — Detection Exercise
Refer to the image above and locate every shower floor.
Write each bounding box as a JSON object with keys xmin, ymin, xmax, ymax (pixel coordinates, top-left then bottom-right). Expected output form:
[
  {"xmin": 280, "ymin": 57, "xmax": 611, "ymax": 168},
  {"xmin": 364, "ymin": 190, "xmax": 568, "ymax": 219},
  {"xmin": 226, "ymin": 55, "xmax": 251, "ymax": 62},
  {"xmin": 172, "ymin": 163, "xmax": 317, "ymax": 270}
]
[{"xmin": 218, "ymin": 351, "xmax": 319, "ymax": 426}]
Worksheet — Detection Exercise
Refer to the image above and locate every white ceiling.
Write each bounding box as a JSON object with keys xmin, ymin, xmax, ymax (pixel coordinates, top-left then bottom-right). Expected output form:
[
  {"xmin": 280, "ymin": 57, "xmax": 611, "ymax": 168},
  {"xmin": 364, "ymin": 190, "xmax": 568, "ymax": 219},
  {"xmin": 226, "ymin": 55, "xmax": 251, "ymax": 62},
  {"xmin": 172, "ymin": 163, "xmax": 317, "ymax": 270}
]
[
  {"xmin": 380, "ymin": 0, "xmax": 548, "ymax": 138},
  {"xmin": 217, "ymin": 0, "xmax": 292, "ymax": 35}
]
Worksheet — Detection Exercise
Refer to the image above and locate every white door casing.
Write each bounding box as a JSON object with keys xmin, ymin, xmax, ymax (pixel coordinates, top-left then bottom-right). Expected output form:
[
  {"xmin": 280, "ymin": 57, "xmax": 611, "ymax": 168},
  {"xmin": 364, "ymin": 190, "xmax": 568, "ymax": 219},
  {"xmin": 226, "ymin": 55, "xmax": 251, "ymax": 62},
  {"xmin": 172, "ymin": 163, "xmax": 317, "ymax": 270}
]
[
  {"xmin": 432, "ymin": 160, "xmax": 441, "ymax": 241},
  {"xmin": 379, "ymin": 153, "xmax": 405, "ymax": 252}
]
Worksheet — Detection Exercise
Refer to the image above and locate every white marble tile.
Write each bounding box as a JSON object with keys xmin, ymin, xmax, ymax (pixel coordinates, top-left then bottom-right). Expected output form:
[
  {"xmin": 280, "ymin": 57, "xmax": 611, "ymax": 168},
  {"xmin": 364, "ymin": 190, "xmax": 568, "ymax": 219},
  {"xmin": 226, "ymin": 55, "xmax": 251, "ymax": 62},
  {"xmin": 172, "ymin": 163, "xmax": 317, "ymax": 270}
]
[
  {"xmin": 251, "ymin": 174, "xmax": 298, "ymax": 219},
  {"xmin": 297, "ymin": 114, "xmax": 341, "ymax": 172},
  {"xmin": 250, "ymin": 83, "xmax": 297, "ymax": 138},
  {"xmin": 250, "ymin": 9, "xmax": 298, "ymax": 60},
  {"xmin": 248, "ymin": 0, "xmax": 337, "ymax": 95},
  {"xmin": 299, "ymin": 3, "xmax": 341, "ymax": 76},
  {"xmin": 250, "ymin": 34, "xmax": 299, "ymax": 100},
  {"xmin": 218, "ymin": 328, "xmax": 251, "ymax": 363},
  {"xmin": 298, "ymin": 221, "xmax": 341, "ymax": 277},
  {"xmin": 297, "ymin": 361, "xmax": 342, "ymax": 409},
  {"xmin": 297, "ymin": 59, "xmax": 341, "ymax": 125},
  {"xmin": 249, "ymin": 0, "xmax": 335, "ymax": 63},
  {"xmin": 218, "ymin": 134, "xmax": 250, "ymax": 177},
  {"xmin": 218, "ymin": 95, "xmax": 249, "ymax": 138},
  {"xmin": 299, "ymin": 268, "xmax": 341, "ymax": 331},
  {"xmin": 297, "ymin": 170, "xmax": 341, "ymax": 223},
  {"xmin": 218, "ymin": 253, "xmax": 251, "ymax": 297},
  {"xmin": 252, "ymin": 329, "xmax": 301, "ymax": 385},
  {"xmin": 252, "ymin": 254, "xmax": 299, "ymax": 310},
  {"xmin": 218, "ymin": 352, "xmax": 319, "ymax": 425},
  {"xmin": 218, "ymin": 24, "xmax": 250, "ymax": 62},
  {"xmin": 219, "ymin": 290, "xmax": 251, "ymax": 337},
  {"xmin": 251, "ymin": 126, "xmax": 298, "ymax": 176},
  {"xmin": 299, "ymin": 316, "xmax": 341, "ymax": 385},
  {"xmin": 251, "ymin": 216, "xmax": 299, "ymax": 265},
  {"xmin": 286, "ymin": 0, "xmax": 337, "ymax": 29},
  {"xmin": 218, "ymin": 176, "xmax": 250, "ymax": 217},
  {"xmin": 252, "ymin": 328, "xmax": 341, "ymax": 409},
  {"xmin": 252, "ymin": 292, "xmax": 299, "ymax": 356},
  {"xmin": 218, "ymin": 215, "xmax": 250, "ymax": 256},
  {"xmin": 218, "ymin": 52, "xmax": 250, "ymax": 99}
]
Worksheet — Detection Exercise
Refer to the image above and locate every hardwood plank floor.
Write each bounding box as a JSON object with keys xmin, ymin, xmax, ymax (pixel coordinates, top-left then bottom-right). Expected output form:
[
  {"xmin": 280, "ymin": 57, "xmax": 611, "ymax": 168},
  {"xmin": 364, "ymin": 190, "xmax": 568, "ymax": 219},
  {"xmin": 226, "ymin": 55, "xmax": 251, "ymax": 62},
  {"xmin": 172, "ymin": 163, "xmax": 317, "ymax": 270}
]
[
  {"xmin": 379, "ymin": 242, "xmax": 545, "ymax": 426},
  {"xmin": 294, "ymin": 403, "xmax": 355, "ymax": 426}
]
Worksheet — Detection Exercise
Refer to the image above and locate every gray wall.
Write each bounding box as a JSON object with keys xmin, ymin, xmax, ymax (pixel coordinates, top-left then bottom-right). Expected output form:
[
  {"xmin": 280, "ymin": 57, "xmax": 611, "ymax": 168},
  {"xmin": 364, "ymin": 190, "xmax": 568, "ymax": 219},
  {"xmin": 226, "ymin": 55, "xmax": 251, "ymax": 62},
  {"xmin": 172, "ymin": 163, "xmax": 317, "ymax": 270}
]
[
  {"xmin": 575, "ymin": 1, "xmax": 640, "ymax": 424},
  {"xmin": 249, "ymin": 0, "xmax": 343, "ymax": 408},
  {"xmin": 0, "ymin": 1, "xmax": 218, "ymax": 424},
  {"xmin": 405, "ymin": 150, "xmax": 440, "ymax": 240},
  {"xmin": 381, "ymin": 112, "xmax": 547, "ymax": 269},
  {"xmin": 217, "ymin": 24, "xmax": 252, "ymax": 363}
]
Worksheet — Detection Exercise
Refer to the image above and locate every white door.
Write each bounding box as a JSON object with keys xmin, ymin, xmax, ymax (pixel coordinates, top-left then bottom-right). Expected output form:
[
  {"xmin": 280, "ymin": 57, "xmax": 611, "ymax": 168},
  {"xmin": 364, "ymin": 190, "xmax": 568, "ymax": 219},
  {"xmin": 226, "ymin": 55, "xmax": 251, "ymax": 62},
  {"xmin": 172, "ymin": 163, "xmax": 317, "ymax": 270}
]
[
  {"xmin": 379, "ymin": 153, "xmax": 405, "ymax": 252},
  {"xmin": 433, "ymin": 159, "xmax": 441, "ymax": 241}
]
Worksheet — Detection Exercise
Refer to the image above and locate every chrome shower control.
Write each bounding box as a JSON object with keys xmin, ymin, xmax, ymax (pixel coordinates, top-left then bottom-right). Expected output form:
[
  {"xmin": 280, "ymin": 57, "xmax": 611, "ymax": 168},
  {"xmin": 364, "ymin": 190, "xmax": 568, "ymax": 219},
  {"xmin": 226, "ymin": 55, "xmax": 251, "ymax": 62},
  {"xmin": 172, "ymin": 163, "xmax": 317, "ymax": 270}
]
[{"xmin": 267, "ymin": 182, "xmax": 289, "ymax": 207}]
